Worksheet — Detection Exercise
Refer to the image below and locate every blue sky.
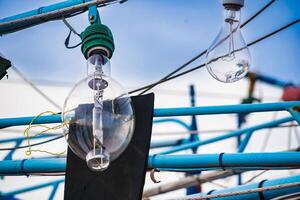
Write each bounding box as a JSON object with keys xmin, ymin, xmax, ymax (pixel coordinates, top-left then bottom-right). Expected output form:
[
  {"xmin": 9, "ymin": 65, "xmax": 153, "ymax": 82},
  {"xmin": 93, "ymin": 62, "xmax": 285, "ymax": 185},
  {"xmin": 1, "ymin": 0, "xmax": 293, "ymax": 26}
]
[{"xmin": 0, "ymin": 0, "xmax": 299, "ymax": 87}]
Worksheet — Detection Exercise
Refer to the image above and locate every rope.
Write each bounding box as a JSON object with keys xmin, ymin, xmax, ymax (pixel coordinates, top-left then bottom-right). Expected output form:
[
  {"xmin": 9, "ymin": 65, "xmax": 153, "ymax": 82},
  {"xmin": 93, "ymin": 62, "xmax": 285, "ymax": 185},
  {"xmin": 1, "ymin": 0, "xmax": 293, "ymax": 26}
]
[
  {"xmin": 173, "ymin": 181, "xmax": 300, "ymax": 200},
  {"xmin": 23, "ymin": 111, "xmax": 66, "ymax": 156}
]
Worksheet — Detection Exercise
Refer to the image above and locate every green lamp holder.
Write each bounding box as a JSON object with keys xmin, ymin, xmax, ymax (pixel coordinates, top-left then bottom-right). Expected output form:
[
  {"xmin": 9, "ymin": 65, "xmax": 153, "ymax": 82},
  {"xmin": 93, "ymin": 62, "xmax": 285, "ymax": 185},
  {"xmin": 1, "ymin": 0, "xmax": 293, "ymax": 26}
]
[{"xmin": 81, "ymin": 5, "xmax": 115, "ymax": 59}]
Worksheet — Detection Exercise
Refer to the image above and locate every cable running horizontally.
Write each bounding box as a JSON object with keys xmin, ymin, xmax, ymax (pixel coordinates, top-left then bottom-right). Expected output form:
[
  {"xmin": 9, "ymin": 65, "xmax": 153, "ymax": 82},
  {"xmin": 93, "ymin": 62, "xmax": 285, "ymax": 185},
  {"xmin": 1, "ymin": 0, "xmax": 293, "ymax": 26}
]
[
  {"xmin": 176, "ymin": 181, "xmax": 300, "ymax": 200},
  {"xmin": 134, "ymin": 0, "xmax": 277, "ymax": 95},
  {"xmin": 129, "ymin": 18, "xmax": 300, "ymax": 94}
]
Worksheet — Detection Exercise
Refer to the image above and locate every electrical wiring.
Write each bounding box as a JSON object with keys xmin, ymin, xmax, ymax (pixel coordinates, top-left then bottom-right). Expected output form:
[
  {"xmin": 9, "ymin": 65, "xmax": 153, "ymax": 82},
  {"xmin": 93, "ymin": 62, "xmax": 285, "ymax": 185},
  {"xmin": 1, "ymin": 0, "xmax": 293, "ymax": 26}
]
[
  {"xmin": 136, "ymin": 0, "xmax": 277, "ymax": 95},
  {"xmin": 129, "ymin": 18, "xmax": 300, "ymax": 95},
  {"xmin": 22, "ymin": 111, "xmax": 67, "ymax": 156}
]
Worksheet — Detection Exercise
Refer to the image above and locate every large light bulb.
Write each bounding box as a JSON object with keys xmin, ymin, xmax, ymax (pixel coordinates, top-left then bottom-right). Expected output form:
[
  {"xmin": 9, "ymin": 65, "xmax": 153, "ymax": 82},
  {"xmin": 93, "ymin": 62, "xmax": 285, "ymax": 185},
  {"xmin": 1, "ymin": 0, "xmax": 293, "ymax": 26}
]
[
  {"xmin": 206, "ymin": 7, "xmax": 251, "ymax": 83},
  {"xmin": 62, "ymin": 54, "xmax": 135, "ymax": 172}
]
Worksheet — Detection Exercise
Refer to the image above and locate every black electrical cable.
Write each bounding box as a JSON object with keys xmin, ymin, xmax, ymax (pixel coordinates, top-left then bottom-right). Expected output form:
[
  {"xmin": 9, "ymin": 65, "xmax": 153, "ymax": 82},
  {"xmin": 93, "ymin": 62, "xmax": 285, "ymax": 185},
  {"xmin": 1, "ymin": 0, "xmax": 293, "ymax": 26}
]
[
  {"xmin": 129, "ymin": 17, "xmax": 300, "ymax": 94},
  {"xmin": 240, "ymin": 0, "xmax": 276, "ymax": 29},
  {"xmin": 0, "ymin": 135, "xmax": 64, "ymax": 151},
  {"xmin": 135, "ymin": 0, "xmax": 277, "ymax": 95}
]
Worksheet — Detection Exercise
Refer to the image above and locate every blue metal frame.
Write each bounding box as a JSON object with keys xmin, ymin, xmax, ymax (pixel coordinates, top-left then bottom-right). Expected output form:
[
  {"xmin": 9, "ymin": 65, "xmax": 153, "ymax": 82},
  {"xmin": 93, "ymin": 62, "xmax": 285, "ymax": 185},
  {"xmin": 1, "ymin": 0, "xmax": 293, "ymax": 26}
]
[
  {"xmin": 1, "ymin": 101, "xmax": 299, "ymax": 128},
  {"xmin": 1, "ymin": 152, "xmax": 300, "ymax": 175},
  {"xmin": 159, "ymin": 116, "xmax": 294, "ymax": 155},
  {"xmin": 0, "ymin": 0, "xmax": 105, "ymax": 35}
]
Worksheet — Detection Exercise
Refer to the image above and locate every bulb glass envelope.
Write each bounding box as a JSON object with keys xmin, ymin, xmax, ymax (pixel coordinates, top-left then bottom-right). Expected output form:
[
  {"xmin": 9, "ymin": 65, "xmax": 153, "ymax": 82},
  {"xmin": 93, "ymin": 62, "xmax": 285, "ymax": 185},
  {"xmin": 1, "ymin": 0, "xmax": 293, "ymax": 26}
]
[
  {"xmin": 206, "ymin": 8, "xmax": 250, "ymax": 83},
  {"xmin": 62, "ymin": 55, "xmax": 135, "ymax": 171}
]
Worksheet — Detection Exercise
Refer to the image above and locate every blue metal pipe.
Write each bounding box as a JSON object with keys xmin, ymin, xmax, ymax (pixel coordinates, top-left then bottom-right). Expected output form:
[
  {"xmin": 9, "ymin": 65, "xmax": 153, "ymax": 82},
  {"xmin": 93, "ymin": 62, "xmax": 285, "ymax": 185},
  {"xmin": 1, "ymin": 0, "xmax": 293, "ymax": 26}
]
[
  {"xmin": 1, "ymin": 152, "xmax": 300, "ymax": 175},
  {"xmin": 159, "ymin": 116, "xmax": 294, "ymax": 155},
  {"xmin": 254, "ymin": 73, "xmax": 295, "ymax": 88},
  {"xmin": 237, "ymin": 131, "xmax": 253, "ymax": 152},
  {"xmin": 0, "ymin": 158, "xmax": 66, "ymax": 175},
  {"xmin": 148, "ymin": 152, "xmax": 300, "ymax": 170},
  {"xmin": 0, "ymin": 0, "xmax": 97, "ymax": 35},
  {"xmin": 153, "ymin": 118, "xmax": 191, "ymax": 130},
  {"xmin": 154, "ymin": 101, "xmax": 300, "ymax": 117},
  {"xmin": 0, "ymin": 179, "xmax": 64, "ymax": 197},
  {"xmin": 1, "ymin": 102, "xmax": 300, "ymax": 128},
  {"xmin": 191, "ymin": 174, "xmax": 300, "ymax": 200},
  {"xmin": 0, "ymin": 115, "xmax": 61, "ymax": 128},
  {"xmin": 150, "ymin": 139, "xmax": 181, "ymax": 149},
  {"xmin": 288, "ymin": 108, "xmax": 300, "ymax": 125},
  {"xmin": 0, "ymin": 0, "xmax": 83, "ymax": 23}
]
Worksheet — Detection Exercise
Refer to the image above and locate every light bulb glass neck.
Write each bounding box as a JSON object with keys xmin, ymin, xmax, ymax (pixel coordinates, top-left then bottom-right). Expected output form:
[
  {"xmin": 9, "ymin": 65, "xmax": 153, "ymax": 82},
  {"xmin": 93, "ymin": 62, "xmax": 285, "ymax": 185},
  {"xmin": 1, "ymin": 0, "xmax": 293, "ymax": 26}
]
[
  {"xmin": 87, "ymin": 54, "xmax": 111, "ymax": 76},
  {"xmin": 223, "ymin": 9, "xmax": 241, "ymax": 27}
]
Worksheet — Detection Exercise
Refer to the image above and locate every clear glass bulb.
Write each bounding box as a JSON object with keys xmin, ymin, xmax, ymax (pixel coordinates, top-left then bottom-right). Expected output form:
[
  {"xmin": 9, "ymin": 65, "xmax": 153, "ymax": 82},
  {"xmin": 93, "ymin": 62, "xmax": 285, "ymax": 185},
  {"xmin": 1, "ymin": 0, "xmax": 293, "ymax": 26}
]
[
  {"xmin": 206, "ymin": 9, "xmax": 251, "ymax": 83},
  {"xmin": 62, "ymin": 54, "xmax": 135, "ymax": 172}
]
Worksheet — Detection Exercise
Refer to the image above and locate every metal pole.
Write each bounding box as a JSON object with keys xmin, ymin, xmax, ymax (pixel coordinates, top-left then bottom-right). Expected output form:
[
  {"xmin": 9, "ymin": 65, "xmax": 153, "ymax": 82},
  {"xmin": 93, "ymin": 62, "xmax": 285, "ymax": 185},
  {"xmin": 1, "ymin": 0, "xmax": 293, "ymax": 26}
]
[
  {"xmin": 153, "ymin": 119, "xmax": 191, "ymax": 130},
  {"xmin": 147, "ymin": 152, "xmax": 300, "ymax": 170},
  {"xmin": 154, "ymin": 101, "xmax": 300, "ymax": 117},
  {"xmin": 159, "ymin": 116, "xmax": 294, "ymax": 155},
  {"xmin": 186, "ymin": 85, "xmax": 201, "ymax": 195},
  {"xmin": 0, "ymin": 0, "xmax": 119, "ymax": 35},
  {"xmin": 1, "ymin": 101, "xmax": 300, "ymax": 128},
  {"xmin": 253, "ymin": 73, "xmax": 295, "ymax": 88},
  {"xmin": 1, "ymin": 152, "xmax": 300, "ymax": 175}
]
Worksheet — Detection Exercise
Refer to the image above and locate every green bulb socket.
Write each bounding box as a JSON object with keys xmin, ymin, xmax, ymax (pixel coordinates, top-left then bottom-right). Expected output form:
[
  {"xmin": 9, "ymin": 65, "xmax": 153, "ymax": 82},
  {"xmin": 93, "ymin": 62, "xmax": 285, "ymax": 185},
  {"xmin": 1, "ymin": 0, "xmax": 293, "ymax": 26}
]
[{"xmin": 81, "ymin": 23, "xmax": 115, "ymax": 59}]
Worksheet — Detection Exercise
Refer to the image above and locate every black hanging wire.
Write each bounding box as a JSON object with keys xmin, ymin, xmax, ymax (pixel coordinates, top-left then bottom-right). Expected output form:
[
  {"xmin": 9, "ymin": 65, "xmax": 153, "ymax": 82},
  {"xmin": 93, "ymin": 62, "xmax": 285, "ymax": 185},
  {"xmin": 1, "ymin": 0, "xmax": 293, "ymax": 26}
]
[
  {"xmin": 136, "ymin": 0, "xmax": 277, "ymax": 95},
  {"xmin": 129, "ymin": 18, "xmax": 300, "ymax": 95},
  {"xmin": 62, "ymin": 18, "xmax": 82, "ymax": 49}
]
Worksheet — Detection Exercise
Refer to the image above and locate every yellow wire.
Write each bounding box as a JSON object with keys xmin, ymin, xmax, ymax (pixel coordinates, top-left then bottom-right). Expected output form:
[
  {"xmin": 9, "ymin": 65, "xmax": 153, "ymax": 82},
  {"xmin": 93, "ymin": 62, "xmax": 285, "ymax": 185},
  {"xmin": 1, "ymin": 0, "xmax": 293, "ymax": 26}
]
[{"xmin": 24, "ymin": 111, "xmax": 66, "ymax": 156}]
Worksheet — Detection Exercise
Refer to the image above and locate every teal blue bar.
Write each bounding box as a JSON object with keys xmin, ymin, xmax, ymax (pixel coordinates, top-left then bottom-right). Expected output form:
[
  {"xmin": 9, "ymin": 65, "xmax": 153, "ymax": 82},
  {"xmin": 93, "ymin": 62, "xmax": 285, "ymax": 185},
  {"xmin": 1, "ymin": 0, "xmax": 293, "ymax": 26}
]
[
  {"xmin": 159, "ymin": 116, "xmax": 294, "ymax": 155},
  {"xmin": 150, "ymin": 140, "xmax": 181, "ymax": 148},
  {"xmin": 288, "ymin": 108, "xmax": 300, "ymax": 125},
  {"xmin": 1, "ymin": 152, "xmax": 300, "ymax": 175},
  {"xmin": 0, "ymin": 0, "xmax": 83, "ymax": 23},
  {"xmin": 154, "ymin": 101, "xmax": 300, "ymax": 117},
  {"xmin": 238, "ymin": 131, "xmax": 253, "ymax": 152},
  {"xmin": 254, "ymin": 73, "xmax": 295, "ymax": 88},
  {"xmin": 1, "ymin": 102, "xmax": 299, "ymax": 128},
  {"xmin": 153, "ymin": 118, "xmax": 191, "ymax": 130},
  {"xmin": 0, "ymin": 158, "xmax": 66, "ymax": 175},
  {"xmin": 0, "ymin": 114, "xmax": 61, "ymax": 128},
  {"xmin": 148, "ymin": 152, "xmax": 300, "ymax": 169},
  {"xmin": 0, "ymin": 0, "xmax": 100, "ymax": 34}
]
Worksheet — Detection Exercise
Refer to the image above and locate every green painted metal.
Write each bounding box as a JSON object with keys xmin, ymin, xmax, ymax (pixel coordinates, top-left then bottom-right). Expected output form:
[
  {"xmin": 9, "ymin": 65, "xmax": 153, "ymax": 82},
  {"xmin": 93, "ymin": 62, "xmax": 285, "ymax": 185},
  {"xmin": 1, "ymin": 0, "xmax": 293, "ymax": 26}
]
[{"xmin": 81, "ymin": 23, "xmax": 115, "ymax": 59}]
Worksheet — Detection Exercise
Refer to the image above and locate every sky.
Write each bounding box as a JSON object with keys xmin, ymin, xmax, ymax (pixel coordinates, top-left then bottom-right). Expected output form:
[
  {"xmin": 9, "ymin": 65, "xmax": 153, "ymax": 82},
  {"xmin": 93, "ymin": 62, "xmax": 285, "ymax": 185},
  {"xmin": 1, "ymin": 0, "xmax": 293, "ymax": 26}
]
[
  {"xmin": 0, "ymin": 0, "xmax": 299, "ymax": 87},
  {"xmin": 0, "ymin": 0, "xmax": 300, "ymax": 200}
]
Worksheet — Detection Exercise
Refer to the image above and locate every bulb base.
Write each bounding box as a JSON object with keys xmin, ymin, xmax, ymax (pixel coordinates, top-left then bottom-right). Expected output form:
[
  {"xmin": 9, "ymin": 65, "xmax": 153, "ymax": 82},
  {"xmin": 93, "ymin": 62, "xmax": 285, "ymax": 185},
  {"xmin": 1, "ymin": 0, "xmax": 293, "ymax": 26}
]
[
  {"xmin": 81, "ymin": 23, "xmax": 115, "ymax": 59},
  {"xmin": 223, "ymin": 0, "xmax": 244, "ymax": 10},
  {"xmin": 86, "ymin": 147, "xmax": 110, "ymax": 172}
]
